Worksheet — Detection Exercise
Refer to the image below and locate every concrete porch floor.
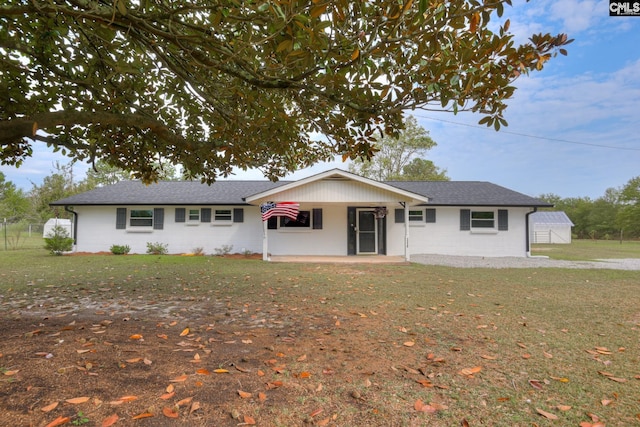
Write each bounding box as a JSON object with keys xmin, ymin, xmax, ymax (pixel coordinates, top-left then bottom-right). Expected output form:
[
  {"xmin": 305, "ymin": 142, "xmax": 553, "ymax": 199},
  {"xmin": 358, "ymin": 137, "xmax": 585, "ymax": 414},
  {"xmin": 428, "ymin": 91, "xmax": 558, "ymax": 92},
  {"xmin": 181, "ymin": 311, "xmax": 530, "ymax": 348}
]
[{"xmin": 269, "ymin": 255, "xmax": 408, "ymax": 264}]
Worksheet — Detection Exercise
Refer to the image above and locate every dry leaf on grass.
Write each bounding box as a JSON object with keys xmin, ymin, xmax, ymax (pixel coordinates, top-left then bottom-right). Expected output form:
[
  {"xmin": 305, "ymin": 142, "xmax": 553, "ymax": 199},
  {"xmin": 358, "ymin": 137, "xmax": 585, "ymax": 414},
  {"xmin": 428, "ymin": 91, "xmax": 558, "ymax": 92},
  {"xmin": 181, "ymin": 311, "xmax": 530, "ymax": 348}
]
[
  {"xmin": 162, "ymin": 407, "xmax": 179, "ymax": 419},
  {"xmin": 41, "ymin": 402, "xmax": 59, "ymax": 412},
  {"xmin": 65, "ymin": 397, "xmax": 90, "ymax": 404},
  {"xmin": 45, "ymin": 415, "xmax": 71, "ymax": 427},
  {"xmin": 101, "ymin": 413, "xmax": 119, "ymax": 427},
  {"xmin": 536, "ymin": 408, "xmax": 558, "ymax": 420}
]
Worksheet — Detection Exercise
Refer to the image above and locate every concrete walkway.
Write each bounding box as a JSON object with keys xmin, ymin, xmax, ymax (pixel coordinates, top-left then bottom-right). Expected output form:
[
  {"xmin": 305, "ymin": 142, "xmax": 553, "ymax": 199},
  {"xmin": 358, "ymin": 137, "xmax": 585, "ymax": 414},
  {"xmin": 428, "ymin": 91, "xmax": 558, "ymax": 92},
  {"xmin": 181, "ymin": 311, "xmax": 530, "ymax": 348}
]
[{"xmin": 269, "ymin": 255, "xmax": 407, "ymax": 264}]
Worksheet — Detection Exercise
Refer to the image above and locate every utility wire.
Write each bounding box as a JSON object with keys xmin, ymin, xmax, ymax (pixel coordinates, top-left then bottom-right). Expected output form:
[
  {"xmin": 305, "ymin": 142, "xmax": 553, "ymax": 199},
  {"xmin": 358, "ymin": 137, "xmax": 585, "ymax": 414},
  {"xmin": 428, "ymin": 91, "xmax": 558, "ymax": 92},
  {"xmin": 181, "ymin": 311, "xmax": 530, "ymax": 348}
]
[{"xmin": 418, "ymin": 115, "xmax": 640, "ymax": 152}]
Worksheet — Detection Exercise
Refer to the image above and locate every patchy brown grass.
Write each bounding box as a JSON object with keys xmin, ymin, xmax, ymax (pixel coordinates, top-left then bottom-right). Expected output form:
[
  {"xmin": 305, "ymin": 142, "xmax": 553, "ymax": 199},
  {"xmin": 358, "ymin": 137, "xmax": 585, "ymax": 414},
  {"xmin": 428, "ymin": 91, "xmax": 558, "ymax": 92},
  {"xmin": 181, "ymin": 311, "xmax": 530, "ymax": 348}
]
[{"xmin": 0, "ymin": 250, "xmax": 639, "ymax": 426}]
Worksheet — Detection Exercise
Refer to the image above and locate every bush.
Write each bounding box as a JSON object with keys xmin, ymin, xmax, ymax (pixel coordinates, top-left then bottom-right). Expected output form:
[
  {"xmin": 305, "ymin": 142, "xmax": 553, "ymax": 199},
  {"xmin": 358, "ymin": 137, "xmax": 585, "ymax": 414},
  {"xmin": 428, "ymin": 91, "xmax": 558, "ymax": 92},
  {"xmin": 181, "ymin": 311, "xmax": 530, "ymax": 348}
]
[
  {"xmin": 110, "ymin": 244, "xmax": 130, "ymax": 255},
  {"xmin": 191, "ymin": 247, "xmax": 205, "ymax": 256},
  {"xmin": 146, "ymin": 241, "xmax": 168, "ymax": 255},
  {"xmin": 214, "ymin": 244, "xmax": 233, "ymax": 256},
  {"xmin": 44, "ymin": 225, "xmax": 74, "ymax": 255}
]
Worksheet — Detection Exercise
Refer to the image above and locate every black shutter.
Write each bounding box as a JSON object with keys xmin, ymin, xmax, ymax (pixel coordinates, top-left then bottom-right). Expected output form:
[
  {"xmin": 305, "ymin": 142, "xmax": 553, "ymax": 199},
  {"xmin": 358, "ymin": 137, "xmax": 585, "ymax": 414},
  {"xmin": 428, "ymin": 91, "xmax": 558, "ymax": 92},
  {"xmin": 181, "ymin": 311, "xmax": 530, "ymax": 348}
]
[
  {"xmin": 233, "ymin": 208, "xmax": 244, "ymax": 223},
  {"xmin": 394, "ymin": 208, "xmax": 405, "ymax": 223},
  {"xmin": 153, "ymin": 208, "xmax": 164, "ymax": 230},
  {"xmin": 498, "ymin": 209, "xmax": 509, "ymax": 231},
  {"xmin": 201, "ymin": 208, "xmax": 211, "ymax": 223},
  {"xmin": 460, "ymin": 209, "xmax": 471, "ymax": 231},
  {"xmin": 175, "ymin": 208, "xmax": 185, "ymax": 223},
  {"xmin": 425, "ymin": 208, "xmax": 436, "ymax": 223},
  {"xmin": 312, "ymin": 208, "xmax": 323, "ymax": 229},
  {"xmin": 267, "ymin": 216, "xmax": 277, "ymax": 229},
  {"xmin": 116, "ymin": 208, "xmax": 127, "ymax": 229}
]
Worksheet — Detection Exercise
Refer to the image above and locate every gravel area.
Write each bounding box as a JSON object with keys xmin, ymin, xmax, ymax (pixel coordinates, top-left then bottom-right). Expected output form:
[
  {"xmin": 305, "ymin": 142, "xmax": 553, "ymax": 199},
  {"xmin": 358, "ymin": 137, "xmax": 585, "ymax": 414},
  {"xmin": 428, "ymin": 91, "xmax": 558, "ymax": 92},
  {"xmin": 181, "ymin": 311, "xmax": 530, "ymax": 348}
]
[{"xmin": 411, "ymin": 254, "xmax": 640, "ymax": 270}]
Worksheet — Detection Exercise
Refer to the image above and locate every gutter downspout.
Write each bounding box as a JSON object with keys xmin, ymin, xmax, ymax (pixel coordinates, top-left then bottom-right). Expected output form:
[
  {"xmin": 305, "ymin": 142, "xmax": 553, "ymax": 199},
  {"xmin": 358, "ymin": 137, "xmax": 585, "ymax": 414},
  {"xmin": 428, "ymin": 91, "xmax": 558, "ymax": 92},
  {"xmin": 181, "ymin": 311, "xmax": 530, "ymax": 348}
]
[
  {"xmin": 64, "ymin": 206, "xmax": 78, "ymax": 247},
  {"xmin": 525, "ymin": 207, "xmax": 548, "ymax": 259}
]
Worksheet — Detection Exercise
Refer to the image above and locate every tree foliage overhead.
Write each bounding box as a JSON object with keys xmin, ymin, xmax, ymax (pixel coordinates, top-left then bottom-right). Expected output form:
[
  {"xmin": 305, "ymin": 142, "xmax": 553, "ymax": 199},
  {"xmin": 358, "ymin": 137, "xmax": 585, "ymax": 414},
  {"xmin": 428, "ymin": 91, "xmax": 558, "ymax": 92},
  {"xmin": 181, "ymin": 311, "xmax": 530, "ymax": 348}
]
[
  {"xmin": 349, "ymin": 115, "xmax": 448, "ymax": 181},
  {"xmin": 0, "ymin": 0, "xmax": 571, "ymax": 183}
]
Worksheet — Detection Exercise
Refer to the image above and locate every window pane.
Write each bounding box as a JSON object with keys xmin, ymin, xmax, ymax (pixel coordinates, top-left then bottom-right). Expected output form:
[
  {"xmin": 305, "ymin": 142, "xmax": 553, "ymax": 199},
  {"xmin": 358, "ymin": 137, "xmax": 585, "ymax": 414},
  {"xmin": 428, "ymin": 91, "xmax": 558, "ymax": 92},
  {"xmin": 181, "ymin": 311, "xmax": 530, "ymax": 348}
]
[
  {"xmin": 130, "ymin": 209, "xmax": 153, "ymax": 227},
  {"xmin": 471, "ymin": 211, "xmax": 494, "ymax": 228},
  {"xmin": 214, "ymin": 209, "xmax": 232, "ymax": 221},
  {"xmin": 189, "ymin": 209, "xmax": 200, "ymax": 221},
  {"xmin": 409, "ymin": 210, "xmax": 424, "ymax": 221},
  {"xmin": 281, "ymin": 211, "xmax": 311, "ymax": 228}
]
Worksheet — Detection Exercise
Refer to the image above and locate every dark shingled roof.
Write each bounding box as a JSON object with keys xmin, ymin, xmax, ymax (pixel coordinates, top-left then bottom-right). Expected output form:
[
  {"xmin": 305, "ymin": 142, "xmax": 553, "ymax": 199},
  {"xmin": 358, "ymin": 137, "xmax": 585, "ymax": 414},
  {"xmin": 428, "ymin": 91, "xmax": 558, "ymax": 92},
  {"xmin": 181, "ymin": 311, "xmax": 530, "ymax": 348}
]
[
  {"xmin": 387, "ymin": 181, "xmax": 552, "ymax": 207},
  {"xmin": 50, "ymin": 179, "xmax": 551, "ymax": 207},
  {"xmin": 50, "ymin": 180, "xmax": 290, "ymax": 206}
]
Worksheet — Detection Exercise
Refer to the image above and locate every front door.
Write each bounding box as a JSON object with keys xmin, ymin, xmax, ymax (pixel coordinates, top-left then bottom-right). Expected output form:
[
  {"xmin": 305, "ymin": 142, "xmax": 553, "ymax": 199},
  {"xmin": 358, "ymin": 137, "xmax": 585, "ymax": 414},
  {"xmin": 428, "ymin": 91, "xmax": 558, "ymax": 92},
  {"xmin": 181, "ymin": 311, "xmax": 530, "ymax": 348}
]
[{"xmin": 357, "ymin": 209, "xmax": 377, "ymax": 254}]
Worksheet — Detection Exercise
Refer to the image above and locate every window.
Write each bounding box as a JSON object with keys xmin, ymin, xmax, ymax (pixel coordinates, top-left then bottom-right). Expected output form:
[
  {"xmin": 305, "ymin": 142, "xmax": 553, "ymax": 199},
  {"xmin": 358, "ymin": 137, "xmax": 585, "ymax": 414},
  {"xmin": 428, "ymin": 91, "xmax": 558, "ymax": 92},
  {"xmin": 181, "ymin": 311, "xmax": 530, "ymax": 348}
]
[
  {"xmin": 280, "ymin": 211, "xmax": 311, "ymax": 228},
  {"xmin": 409, "ymin": 210, "xmax": 424, "ymax": 222},
  {"xmin": 188, "ymin": 209, "xmax": 200, "ymax": 221},
  {"xmin": 471, "ymin": 211, "xmax": 495, "ymax": 228},
  {"xmin": 214, "ymin": 209, "xmax": 232, "ymax": 222},
  {"xmin": 130, "ymin": 209, "xmax": 153, "ymax": 227}
]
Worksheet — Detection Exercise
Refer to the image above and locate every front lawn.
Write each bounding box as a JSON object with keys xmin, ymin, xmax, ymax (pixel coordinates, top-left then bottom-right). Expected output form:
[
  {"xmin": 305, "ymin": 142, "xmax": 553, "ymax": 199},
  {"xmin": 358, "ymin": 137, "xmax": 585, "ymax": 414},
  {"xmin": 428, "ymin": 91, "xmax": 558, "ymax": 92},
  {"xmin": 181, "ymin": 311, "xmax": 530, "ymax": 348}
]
[{"xmin": 0, "ymin": 250, "xmax": 638, "ymax": 426}]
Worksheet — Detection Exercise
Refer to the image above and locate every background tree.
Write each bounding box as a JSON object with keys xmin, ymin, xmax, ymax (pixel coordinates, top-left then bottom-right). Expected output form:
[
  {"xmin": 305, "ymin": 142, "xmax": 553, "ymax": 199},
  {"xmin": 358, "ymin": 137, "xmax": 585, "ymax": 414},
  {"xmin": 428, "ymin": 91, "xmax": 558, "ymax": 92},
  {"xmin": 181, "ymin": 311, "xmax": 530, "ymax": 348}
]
[
  {"xmin": 0, "ymin": 1, "xmax": 570, "ymax": 183},
  {"xmin": 618, "ymin": 176, "xmax": 640, "ymax": 238},
  {"xmin": 349, "ymin": 116, "xmax": 449, "ymax": 181},
  {"xmin": 0, "ymin": 171, "xmax": 30, "ymax": 222}
]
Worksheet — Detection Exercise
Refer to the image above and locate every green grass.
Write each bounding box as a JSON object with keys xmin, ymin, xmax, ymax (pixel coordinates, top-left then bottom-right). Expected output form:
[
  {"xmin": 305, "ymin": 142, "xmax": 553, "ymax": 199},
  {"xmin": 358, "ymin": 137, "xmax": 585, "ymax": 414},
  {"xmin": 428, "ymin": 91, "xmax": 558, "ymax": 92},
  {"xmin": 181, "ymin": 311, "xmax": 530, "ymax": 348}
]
[
  {"xmin": 1, "ymin": 247, "xmax": 639, "ymax": 426},
  {"xmin": 532, "ymin": 239, "xmax": 640, "ymax": 261}
]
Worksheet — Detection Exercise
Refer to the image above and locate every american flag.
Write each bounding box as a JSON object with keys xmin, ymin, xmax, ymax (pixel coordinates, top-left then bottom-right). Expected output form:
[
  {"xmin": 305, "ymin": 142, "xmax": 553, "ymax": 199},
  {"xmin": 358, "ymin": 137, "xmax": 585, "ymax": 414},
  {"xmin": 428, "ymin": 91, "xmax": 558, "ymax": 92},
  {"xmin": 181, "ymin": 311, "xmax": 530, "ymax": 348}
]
[{"xmin": 260, "ymin": 202, "xmax": 300, "ymax": 221}]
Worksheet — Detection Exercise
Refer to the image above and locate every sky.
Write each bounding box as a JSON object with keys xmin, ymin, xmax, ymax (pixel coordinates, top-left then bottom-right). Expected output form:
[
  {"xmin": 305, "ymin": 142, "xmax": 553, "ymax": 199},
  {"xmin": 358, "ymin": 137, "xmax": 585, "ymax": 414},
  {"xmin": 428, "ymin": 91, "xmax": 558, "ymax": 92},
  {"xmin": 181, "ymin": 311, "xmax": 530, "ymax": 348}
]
[{"xmin": 2, "ymin": 0, "xmax": 639, "ymax": 200}]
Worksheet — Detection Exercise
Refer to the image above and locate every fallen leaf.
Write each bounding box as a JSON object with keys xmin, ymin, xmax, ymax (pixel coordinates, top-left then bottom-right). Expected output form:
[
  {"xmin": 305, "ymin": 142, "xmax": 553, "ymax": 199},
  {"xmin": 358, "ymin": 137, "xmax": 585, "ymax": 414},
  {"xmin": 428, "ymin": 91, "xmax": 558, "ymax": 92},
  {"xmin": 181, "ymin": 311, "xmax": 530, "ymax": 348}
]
[
  {"xmin": 403, "ymin": 341, "xmax": 415, "ymax": 347},
  {"xmin": 413, "ymin": 399, "xmax": 437, "ymax": 414},
  {"xmin": 126, "ymin": 357, "xmax": 142, "ymax": 363},
  {"xmin": 129, "ymin": 334, "xmax": 143, "ymax": 340},
  {"xmin": 238, "ymin": 390, "xmax": 252, "ymax": 399},
  {"xmin": 309, "ymin": 408, "xmax": 323, "ymax": 417},
  {"xmin": 601, "ymin": 399, "xmax": 612, "ymax": 406},
  {"xmin": 3, "ymin": 370, "xmax": 19, "ymax": 376},
  {"xmin": 132, "ymin": 412, "xmax": 154, "ymax": 420},
  {"xmin": 41, "ymin": 402, "xmax": 59, "ymax": 412},
  {"xmin": 196, "ymin": 368, "xmax": 211, "ymax": 375},
  {"xmin": 160, "ymin": 392, "xmax": 175, "ymax": 400},
  {"xmin": 162, "ymin": 407, "xmax": 179, "ymax": 418},
  {"xmin": 170, "ymin": 374, "xmax": 188, "ymax": 382},
  {"xmin": 317, "ymin": 418, "xmax": 330, "ymax": 426},
  {"xmin": 65, "ymin": 397, "xmax": 90, "ymax": 404},
  {"xmin": 166, "ymin": 384, "xmax": 174, "ymax": 393},
  {"xmin": 189, "ymin": 401, "xmax": 201, "ymax": 414},
  {"xmin": 180, "ymin": 327, "xmax": 190, "ymax": 336},
  {"xmin": 557, "ymin": 404, "xmax": 572, "ymax": 411},
  {"xmin": 213, "ymin": 369, "xmax": 229, "ymax": 374},
  {"xmin": 536, "ymin": 408, "xmax": 558, "ymax": 420},
  {"xmin": 528, "ymin": 379, "xmax": 544, "ymax": 390},
  {"xmin": 45, "ymin": 416, "xmax": 71, "ymax": 427},
  {"xmin": 458, "ymin": 366, "xmax": 482, "ymax": 376},
  {"xmin": 177, "ymin": 397, "xmax": 193, "ymax": 406},
  {"xmin": 608, "ymin": 377, "xmax": 627, "ymax": 383},
  {"xmin": 244, "ymin": 415, "xmax": 256, "ymax": 425},
  {"xmin": 101, "ymin": 413, "xmax": 119, "ymax": 427},
  {"xmin": 117, "ymin": 395, "xmax": 137, "ymax": 402},
  {"xmin": 480, "ymin": 354, "xmax": 497, "ymax": 360}
]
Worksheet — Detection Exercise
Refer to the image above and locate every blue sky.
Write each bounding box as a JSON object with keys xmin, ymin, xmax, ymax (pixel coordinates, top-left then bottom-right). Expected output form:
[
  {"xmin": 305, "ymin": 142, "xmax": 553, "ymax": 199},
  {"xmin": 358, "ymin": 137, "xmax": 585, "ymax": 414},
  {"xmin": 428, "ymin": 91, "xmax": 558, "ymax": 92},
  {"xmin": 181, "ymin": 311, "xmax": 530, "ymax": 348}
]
[{"xmin": 2, "ymin": 0, "xmax": 639, "ymax": 199}]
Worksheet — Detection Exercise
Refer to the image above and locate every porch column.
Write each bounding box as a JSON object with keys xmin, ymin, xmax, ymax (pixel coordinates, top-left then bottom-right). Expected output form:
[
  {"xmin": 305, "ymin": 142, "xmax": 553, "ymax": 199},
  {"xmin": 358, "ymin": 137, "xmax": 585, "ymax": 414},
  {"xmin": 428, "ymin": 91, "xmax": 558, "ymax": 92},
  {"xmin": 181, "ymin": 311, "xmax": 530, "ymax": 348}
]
[
  {"xmin": 402, "ymin": 202, "xmax": 410, "ymax": 262},
  {"xmin": 262, "ymin": 219, "xmax": 269, "ymax": 261}
]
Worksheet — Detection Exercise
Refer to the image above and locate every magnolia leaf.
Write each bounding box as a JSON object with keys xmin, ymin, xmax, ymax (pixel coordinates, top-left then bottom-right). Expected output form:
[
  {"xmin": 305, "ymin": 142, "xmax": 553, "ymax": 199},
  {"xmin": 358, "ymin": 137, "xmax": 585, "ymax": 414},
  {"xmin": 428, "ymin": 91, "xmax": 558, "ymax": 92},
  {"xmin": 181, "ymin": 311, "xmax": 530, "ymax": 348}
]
[
  {"xmin": 536, "ymin": 408, "xmax": 558, "ymax": 420},
  {"xmin": 180, "ymin": 327, "xmax": 190, "ymax": 336},
  {"xmin": 132, "ymin": 412, "xmax": 154, "ymax": 420},
  {"xmin": 190, "ymin": 401, "xmax": 202, "ymax": 414},
  {"xmin": 129, "ymin": 334, "xmax": 143, "ymax": 340},
  {"xmin": 41, "ymin": 402, "xmax": 59, "ymax": 412},
  {"xmin": 238, "ymin": 390, "xmax": 252, "ymax": 399},
  {"xmin": 101, "ymin": 413, "xmax": 119, "ymax": 427},
  {"xmin": 65, "ymin": 397, "xmax": 90, "ymax": 404},
  {"xmin": 45, "ymin": 415, "xmax": 71, "ymax": 427},
  {"xmin": 177, "ymin": 397, "xmax": 193, "ymax": 406},
  {"xmin": 170, "ymin": 374, "xmax": 188, "ymax": 382},
  {"xmin": 244, "ymin": 415, "xmax": 256, "ymax": 425},
  {"xmin": 162, "ymin": 407, "xmax": 179, "ymax": 418}
]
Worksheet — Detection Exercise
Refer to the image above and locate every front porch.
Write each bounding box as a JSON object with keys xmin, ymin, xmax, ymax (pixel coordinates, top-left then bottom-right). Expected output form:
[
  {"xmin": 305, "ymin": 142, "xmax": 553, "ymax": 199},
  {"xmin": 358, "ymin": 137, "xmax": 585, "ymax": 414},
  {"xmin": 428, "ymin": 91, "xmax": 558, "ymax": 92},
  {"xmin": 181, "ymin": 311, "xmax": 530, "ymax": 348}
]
[{"xmin": 269, "ymin": 255, "xmax": 408, "ymax": 264}]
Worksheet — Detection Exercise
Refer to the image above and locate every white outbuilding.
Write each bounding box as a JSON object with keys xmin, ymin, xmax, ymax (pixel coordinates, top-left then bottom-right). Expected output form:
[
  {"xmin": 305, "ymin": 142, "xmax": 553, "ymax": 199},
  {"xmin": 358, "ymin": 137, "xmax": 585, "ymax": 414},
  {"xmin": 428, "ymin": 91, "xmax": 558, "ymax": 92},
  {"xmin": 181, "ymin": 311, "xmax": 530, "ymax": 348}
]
[
  {"xmin": 43, "ymin": 218, "xmax": 73, "ymax": 238},
  {"xmin": 530, "ymin": 211, "xmax": 574, "ymax": 244}
]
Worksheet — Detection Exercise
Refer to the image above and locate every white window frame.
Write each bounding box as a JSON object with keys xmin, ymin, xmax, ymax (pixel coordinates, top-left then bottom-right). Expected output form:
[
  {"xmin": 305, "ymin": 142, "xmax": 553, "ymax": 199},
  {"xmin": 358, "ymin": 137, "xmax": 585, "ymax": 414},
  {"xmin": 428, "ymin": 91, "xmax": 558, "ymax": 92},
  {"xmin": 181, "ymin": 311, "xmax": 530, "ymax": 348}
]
[
  {"xmin": 129, "ymin": 209, "xmax": 153, "ymax": 228},
  {"xmin": 188, "ymin": 209, "xmax": 200, "ymax": 222},
  {"xmin": 471, "ymin": 210, "xmax": 495, "ymax": 229},
  {"xmin": 408, "ymin": 209, "xmax": 424, "ymax": 222}
]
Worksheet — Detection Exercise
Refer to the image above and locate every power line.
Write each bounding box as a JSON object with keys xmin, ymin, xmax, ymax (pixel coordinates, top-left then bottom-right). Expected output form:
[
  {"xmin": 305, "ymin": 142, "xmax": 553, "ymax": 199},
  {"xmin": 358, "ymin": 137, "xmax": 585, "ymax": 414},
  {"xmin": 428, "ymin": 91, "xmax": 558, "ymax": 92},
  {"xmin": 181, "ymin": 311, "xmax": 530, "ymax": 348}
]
[{"xmin": 418, "ymin": 115, "xmax": 640, "ymax": 152}]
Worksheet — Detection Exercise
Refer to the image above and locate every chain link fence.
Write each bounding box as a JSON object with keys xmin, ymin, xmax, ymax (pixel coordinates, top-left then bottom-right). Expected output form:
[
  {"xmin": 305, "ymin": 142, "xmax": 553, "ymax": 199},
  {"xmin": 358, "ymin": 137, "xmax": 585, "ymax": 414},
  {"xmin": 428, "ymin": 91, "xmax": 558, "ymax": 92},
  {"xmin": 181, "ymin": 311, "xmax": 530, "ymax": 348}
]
[{"xmin": 1, "ymin": 221, "xmax": 46, "ymax": 250}]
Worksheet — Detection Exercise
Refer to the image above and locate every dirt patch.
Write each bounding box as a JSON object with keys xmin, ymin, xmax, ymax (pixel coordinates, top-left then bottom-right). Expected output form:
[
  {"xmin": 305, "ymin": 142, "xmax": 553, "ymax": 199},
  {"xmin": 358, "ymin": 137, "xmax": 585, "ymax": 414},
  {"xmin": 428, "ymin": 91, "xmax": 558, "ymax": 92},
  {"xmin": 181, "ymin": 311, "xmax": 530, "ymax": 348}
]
[{"xmin": 0, "ymin": 292, "xmax": 428, "ymax": 426}]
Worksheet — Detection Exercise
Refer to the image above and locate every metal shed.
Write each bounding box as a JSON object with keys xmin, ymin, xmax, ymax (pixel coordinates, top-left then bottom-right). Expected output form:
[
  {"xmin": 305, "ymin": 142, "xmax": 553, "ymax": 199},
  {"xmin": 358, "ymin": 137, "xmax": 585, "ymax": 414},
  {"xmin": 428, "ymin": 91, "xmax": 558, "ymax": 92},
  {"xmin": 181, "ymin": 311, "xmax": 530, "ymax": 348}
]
[{"xmin": 530, "ymin": 211, "xmax": 574, "ymax": 244}]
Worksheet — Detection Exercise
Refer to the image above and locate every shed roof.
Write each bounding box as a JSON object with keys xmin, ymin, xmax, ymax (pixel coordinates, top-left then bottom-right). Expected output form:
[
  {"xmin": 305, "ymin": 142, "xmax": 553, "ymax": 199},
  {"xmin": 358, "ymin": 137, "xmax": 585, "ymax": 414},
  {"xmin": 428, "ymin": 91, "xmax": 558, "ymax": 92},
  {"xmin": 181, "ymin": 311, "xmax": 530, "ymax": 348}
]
[{"xmin": 530, "ymin": 211, "xmax": 574, "ymax": 226}]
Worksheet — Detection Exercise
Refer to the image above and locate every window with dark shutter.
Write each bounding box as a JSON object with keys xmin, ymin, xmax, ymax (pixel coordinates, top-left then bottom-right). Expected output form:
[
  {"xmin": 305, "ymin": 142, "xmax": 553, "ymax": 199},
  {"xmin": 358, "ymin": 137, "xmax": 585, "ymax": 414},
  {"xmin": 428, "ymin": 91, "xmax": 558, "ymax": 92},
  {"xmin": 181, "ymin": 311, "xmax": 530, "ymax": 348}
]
[
  {"xmin": 153, "ymin": 208, "xmax": 164, "ymax": 230},
  {"xmin": 233, "ymin": 208, "xmax": 244, "ymax": 223},
  {"xmin": 395, "ymin": 208, "xmax": 405, "ymax": 223},
  {"xmin": 116, "ymin": 208, "xmax": 127, "ymax": 229},
  {"xmin": 201, "ymin": 208, "xmax": 212, "ymax": 223},
  {"xmin": 425, "ymin": 208, "xmax": 436, "ymax": 223},
  {"xmin": 267, "ymin": 216, "xmax": 277, "ymax": 229},
  {"xmin": 460, "ymin": 209, "xmax": 471, "ymax": 231},
  {"xmin": 312, "ymin": 208, "xmax": 323, "ymax": 229},
  {"xmin": 175, "ymin": 208, "xmax": 185, "ymax": 223},
  {"xmin": 498, "ymin": 209, "xmax": 509, "ymax": 231}
]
